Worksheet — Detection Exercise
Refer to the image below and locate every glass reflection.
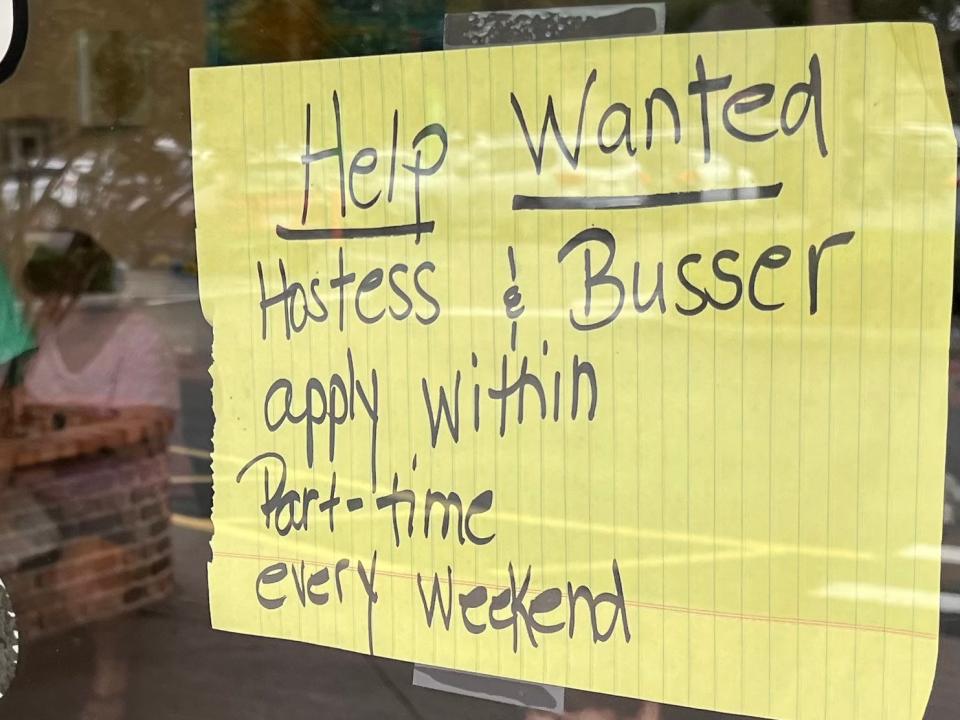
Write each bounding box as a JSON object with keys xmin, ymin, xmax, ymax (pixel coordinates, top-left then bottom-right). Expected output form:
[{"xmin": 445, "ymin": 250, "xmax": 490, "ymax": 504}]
[{"xmin": 0, "ymin": 2, "xmax": 959, "ymax": 720}]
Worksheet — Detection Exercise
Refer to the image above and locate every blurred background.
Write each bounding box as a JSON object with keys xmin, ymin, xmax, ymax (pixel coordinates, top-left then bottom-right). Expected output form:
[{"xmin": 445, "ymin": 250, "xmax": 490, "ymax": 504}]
[{"xmin": 1, "ymin": 2, "xmax": 960, "ymax": 719}]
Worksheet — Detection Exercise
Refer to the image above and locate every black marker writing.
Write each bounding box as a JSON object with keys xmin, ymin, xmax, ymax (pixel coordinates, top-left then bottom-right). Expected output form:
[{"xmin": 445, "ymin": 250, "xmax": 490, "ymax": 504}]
[
  {"xmin": 262, "ymin": 349, "xmax": 379, "ymax": 489},
  {"xmin": 257, "ymin": 252, "xmax": 440, "ymax": 340},
  {"xmin": 286, "ymin": 96, "xmax": 448, "ymax": 244},
  {"xmin": 421, "ymin": 345, "xmax": 598, "ymax": 447},
  {"xmin": 511, "ymin": 55, "xmax": 827, "ymax": 208},
  {"xmin": 375, "ymin": 469, "xmax": 495, "ymax": 549},
  {"xmin": 557, "ymin": 226, "xmax": 855, "ymax": 328},
  {"xmin": 254, "ymin": 551, "xmax": 379, "ymax": 654},
  {"xmin": 416, "ymin": 560, "xmax": 630, "ymax": 653}
]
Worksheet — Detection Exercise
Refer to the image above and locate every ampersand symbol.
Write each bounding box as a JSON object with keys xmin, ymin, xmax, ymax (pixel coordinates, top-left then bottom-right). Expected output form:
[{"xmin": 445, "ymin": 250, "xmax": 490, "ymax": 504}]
[{"xmin": 502, "ymin": 246, "xmax": 525, "ymax": 351}]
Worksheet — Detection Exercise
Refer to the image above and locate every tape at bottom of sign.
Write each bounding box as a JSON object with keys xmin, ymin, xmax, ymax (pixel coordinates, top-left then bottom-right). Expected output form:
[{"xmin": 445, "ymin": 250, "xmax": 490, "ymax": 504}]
[{"xmin": 413, "ymin": 664, "xmax": 564, "ymax": 713}]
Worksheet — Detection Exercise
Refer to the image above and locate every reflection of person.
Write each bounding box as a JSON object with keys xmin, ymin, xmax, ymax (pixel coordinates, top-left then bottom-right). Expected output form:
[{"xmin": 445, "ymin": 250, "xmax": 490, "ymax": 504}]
[
  {"xmin": 0, "ymin": 259, "xmax": 40, "ymax": 704},
  {"xmin": 0, "ymin": 263, "xmax": 33, "ymax": 370},
  {"xmin": 20, "ymin": 230, "xmax": 177, "ymax": 720},
  {"xmin": 22, "ymin": 230, "xmax": 178, "ymax": 412},
  {"xmin": 0, "ymin": 262, "xmax": 34, "ymax": 433}
]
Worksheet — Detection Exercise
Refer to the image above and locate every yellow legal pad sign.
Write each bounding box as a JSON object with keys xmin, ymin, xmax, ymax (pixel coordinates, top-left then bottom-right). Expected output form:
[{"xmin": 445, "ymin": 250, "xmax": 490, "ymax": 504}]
[{"xmin": 191, "ymin": 23, "xmax": 954, "ymax": 719}]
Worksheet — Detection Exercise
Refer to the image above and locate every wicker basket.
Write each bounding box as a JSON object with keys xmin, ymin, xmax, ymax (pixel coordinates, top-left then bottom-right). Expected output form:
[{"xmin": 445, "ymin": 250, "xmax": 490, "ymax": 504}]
[{"xmin": 0, "ymin": 406, "xmax": 173, "ymax": 639}]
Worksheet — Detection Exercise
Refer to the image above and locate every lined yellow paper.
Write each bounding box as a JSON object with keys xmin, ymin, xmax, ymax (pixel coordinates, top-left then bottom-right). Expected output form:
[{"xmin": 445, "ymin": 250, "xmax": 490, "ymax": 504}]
[{"xmin": 191, "ymin": 23, "xmax": 955, "ymax": 719}]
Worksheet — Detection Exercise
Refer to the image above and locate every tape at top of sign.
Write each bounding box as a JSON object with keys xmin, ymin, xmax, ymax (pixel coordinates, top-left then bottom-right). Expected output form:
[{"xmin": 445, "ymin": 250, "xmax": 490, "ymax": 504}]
[
  {"xmin": 443, "ymin": 3, "xmax": 666, "ymax": 48},
  {"xmin": 190, "ymin": 23, "xmax": 955, "ymax": 720}
]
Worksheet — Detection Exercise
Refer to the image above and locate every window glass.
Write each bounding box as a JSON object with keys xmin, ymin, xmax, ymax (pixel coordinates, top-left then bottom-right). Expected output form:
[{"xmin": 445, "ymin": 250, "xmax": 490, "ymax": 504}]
[{"xmin": 1, "ymin": 3, "xmax": 958, "ymax": 719}]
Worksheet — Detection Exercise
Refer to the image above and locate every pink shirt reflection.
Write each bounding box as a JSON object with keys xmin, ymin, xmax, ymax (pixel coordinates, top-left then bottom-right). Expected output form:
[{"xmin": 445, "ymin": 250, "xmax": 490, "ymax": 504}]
[{"xmin": 25, "ymin": 308, "xmax": 179, "ymax": 411}]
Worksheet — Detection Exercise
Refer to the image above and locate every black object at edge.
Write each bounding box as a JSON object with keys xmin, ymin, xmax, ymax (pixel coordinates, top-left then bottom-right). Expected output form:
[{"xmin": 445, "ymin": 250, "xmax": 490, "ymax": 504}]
[{"xmin": 0, "ymin": 0, "xmax": 28, "ymax": 85}]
